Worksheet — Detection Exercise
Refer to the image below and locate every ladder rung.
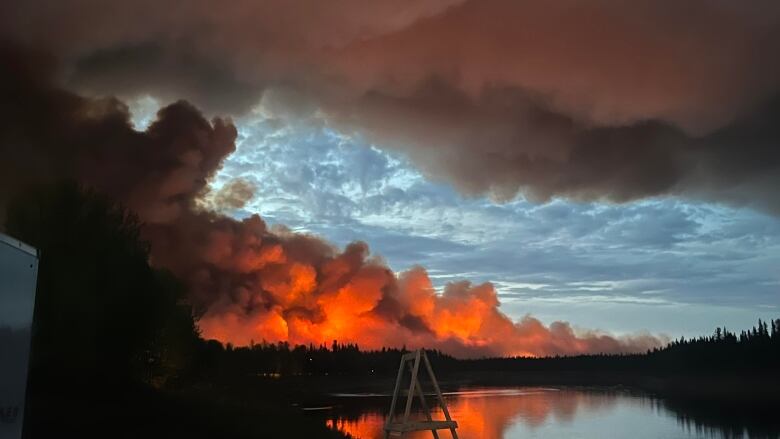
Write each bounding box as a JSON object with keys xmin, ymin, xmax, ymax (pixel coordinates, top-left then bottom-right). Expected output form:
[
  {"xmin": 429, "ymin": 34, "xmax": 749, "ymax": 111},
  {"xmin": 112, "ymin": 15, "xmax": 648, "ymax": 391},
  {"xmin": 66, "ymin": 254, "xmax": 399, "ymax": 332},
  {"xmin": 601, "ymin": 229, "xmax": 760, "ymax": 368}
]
[{"xmin": 385, "ymin": 421, "xmax": 458, "ymax": 432}]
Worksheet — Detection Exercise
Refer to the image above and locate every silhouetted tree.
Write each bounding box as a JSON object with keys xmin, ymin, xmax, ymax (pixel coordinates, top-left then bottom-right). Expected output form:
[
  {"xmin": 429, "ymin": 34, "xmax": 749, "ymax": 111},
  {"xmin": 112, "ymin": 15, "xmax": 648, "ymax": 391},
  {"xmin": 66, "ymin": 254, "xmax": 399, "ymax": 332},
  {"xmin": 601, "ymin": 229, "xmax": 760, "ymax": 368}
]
[
  {"xmin": 4, "ymin": 182, "xmax": 199, "ymax": 389},
  {"xmin": 193, "ymin": 317, "xmax": 780, "ymax": 380}
]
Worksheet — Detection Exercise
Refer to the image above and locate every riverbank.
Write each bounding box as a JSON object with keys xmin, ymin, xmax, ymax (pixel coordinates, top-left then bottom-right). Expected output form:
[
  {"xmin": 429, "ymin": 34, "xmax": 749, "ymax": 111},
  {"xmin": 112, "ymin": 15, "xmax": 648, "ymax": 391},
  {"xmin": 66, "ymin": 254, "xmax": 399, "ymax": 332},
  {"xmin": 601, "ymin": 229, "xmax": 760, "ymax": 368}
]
[
  {"xmin": 258, "ymin": 369, "xmax": 780, "ymax": 404},
  {"xmin": 22, "ymin": 381, "xmax": 348, "ymax": 439}
]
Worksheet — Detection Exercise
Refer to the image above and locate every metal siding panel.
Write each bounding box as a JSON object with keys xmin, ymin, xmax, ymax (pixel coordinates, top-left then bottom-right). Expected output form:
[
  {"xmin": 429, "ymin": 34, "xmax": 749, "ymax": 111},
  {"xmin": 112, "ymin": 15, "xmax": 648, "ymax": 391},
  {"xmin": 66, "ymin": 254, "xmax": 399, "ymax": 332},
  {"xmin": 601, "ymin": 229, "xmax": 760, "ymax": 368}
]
[{"xmin": 0, "ymin": 233, "xmax": 39, "ymax": 439}]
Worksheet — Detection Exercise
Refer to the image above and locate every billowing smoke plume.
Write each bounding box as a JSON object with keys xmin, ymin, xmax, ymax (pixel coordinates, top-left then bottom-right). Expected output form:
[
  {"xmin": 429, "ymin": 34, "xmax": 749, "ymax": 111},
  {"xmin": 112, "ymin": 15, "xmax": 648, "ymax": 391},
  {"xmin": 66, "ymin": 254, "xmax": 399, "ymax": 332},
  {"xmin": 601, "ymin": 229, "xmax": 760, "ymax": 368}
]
[
  {"xmin": 3, "ymin": 0, "xmax": 780, "ymax": 210},
  {"xmin": 0, "ymin": 44, "xmax": 663, "ymax": 357}
]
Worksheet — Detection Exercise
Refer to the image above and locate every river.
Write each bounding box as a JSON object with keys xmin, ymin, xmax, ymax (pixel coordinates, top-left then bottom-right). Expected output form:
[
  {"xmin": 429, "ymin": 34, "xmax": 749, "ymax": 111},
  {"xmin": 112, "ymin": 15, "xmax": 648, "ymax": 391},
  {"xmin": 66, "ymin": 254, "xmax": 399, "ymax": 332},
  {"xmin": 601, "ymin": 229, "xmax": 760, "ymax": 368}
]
[{"xmin": 322, "ymin": 387, "xmax": 777, "ymax": 439}]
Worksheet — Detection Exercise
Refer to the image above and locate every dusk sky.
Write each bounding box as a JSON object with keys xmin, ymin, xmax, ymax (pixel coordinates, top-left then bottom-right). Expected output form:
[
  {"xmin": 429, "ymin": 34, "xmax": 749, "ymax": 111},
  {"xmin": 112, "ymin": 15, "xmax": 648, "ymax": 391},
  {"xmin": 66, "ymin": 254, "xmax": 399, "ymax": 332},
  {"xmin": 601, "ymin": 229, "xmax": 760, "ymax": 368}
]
[{"xmin": 3, "ymin": 0, "xmax": 780, "ymax": 356}]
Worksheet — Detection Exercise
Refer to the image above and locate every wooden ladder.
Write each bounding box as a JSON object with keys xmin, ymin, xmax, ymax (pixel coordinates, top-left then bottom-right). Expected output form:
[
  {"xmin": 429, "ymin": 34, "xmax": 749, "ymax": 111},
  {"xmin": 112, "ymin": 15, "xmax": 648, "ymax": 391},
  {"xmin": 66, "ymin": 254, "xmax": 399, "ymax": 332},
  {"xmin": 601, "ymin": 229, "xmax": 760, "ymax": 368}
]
[{"xmin": 384, "ymin": 349, "xmax": 459, "ymax": 438}]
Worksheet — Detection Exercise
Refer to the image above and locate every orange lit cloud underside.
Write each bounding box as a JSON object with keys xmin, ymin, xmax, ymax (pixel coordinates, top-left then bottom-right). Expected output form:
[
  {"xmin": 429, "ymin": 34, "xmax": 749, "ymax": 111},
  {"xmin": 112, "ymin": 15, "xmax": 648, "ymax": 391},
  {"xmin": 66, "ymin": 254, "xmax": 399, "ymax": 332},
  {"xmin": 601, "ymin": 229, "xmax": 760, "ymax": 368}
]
[{"xmin": 194, "ymin": 216, "xmax": 662, "ymax": 358}]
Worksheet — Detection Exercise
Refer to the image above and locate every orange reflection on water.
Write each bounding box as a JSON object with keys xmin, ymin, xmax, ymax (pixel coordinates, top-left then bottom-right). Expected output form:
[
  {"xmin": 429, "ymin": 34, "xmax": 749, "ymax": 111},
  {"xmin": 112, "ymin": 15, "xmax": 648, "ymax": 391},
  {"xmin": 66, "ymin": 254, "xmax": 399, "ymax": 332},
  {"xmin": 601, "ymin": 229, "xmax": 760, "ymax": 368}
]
[
  {"xmin": 325, "ymin": 388, "xmax": 620, "ymax": 439},
  {"xmin": 327, "ymin": 415, "xmax": 387, "ymax": 439}
]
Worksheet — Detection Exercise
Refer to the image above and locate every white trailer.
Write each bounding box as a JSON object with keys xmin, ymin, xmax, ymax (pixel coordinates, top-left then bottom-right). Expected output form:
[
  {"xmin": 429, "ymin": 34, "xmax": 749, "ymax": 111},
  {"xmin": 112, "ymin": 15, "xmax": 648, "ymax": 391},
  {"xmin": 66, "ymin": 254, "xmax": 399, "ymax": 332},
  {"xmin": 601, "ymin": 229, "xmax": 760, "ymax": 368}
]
[{"xmin": 0, "ymin": 233, "xmax": 39, "ymax": 439}]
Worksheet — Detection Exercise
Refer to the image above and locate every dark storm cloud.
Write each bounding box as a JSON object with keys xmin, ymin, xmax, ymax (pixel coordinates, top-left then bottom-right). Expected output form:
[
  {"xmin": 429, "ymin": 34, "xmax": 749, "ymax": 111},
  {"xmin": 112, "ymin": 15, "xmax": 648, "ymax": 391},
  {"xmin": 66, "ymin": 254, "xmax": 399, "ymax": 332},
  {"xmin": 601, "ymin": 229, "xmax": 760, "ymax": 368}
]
[
  {"xmin": 2, "ymin": 0, "xmax": 779, "ymax": 210},
  {"xmin": 71, "ymin": 43, "xmax": 263, "ymax": 115},
  {"xmin": 0, "ymin": 43, "xmax": 237, "ymax": 223},
  {"xmin": 333, "ymin": 82, "xmax": 780, "ymax": 212}
]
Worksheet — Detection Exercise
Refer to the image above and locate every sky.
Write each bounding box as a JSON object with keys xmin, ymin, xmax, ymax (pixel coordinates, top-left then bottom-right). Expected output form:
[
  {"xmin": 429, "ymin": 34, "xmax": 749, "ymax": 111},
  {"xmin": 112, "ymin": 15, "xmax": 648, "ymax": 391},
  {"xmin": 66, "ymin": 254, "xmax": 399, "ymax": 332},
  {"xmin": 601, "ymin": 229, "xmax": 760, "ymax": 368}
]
[{"xmin": 2, "ymin": 0, "xmax": 780, "ymax": 355}]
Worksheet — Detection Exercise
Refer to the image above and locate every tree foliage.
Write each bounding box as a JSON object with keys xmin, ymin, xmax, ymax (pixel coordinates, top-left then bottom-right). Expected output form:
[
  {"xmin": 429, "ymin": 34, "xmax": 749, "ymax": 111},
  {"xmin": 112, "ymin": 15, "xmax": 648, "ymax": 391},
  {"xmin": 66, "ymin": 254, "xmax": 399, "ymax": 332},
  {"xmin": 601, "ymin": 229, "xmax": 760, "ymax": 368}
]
[{"xmin": 4, "ymin": 182, "xmax": 198, "ymax": 389}]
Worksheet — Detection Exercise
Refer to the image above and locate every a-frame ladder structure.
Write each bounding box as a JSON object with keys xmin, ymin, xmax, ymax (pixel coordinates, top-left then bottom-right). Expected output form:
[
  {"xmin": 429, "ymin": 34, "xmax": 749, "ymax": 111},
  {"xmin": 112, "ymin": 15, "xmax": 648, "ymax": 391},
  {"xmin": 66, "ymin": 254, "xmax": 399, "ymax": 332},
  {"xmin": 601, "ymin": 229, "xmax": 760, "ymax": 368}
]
[{"xmin": 384, "ymin": 349, "xmax": 459, "ymax": 438}]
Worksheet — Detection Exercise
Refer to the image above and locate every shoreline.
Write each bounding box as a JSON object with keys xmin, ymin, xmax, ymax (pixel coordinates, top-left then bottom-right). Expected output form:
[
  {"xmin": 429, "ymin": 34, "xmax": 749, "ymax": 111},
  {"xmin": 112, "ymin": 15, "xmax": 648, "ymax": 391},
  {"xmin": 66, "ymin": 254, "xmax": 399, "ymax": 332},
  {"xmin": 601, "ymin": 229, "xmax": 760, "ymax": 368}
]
[{"xmin": 268, "ymin": 369, "xmax": 780, "ymax": 407}]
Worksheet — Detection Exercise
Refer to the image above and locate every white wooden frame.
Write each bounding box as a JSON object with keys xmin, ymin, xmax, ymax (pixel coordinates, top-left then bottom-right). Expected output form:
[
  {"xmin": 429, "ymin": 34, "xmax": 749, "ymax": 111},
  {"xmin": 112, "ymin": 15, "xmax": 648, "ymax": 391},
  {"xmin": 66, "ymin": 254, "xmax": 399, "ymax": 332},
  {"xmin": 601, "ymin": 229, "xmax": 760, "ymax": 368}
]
[{"xmin": 384, "ymin": 349, "xmax": 459, "ymax": 438}]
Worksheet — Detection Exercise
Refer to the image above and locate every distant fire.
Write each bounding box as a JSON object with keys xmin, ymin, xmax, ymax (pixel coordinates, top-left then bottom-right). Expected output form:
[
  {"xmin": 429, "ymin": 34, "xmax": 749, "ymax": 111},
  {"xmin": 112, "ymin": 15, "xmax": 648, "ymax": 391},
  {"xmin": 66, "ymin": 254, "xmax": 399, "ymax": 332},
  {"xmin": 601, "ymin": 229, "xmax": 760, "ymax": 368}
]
[{"xmin": 183, "ymin": 214, "xmax": 662, "ymax": 358}]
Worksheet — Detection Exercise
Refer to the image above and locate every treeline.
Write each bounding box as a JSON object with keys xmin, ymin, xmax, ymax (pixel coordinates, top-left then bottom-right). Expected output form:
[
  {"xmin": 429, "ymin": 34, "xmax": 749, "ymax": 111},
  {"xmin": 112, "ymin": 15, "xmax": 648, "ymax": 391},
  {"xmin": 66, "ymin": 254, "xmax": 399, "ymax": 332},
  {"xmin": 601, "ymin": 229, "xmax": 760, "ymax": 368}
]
[
  {"xmin": 191, "ymin": 339, "xmax": 457, "ymax": 380},
  {"xmin": 192, "ymin": 317, "xmax": 780, "ymax": 380},
  {"xmin": 455, "ymin": 319, "xmax": 780, "ymax": 375},
  {"xmin": 5, "ymin": 183, "xmax": 200, "ymax": 390},
  {"xmin": 642, "ymin": 320, "xmax": 780, "ymax": 372}
]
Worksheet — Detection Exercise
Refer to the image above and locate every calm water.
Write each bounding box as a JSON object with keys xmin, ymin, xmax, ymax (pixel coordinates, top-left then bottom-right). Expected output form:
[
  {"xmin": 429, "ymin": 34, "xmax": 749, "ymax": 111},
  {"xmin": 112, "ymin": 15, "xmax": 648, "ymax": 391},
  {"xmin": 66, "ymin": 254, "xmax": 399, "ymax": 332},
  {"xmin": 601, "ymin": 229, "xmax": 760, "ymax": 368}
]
[{"xmin": 323, "ymin": 387, "xmax": 777, "ymax": 439}]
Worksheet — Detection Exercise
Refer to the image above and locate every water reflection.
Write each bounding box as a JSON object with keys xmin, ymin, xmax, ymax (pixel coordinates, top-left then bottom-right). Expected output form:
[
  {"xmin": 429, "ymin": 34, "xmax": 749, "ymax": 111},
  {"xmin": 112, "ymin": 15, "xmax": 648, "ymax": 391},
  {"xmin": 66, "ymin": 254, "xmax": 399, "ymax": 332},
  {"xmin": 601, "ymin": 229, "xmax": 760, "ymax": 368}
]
[{"xmin": 324, "ymin": 387, "xmax": 778, "ymax": 439}]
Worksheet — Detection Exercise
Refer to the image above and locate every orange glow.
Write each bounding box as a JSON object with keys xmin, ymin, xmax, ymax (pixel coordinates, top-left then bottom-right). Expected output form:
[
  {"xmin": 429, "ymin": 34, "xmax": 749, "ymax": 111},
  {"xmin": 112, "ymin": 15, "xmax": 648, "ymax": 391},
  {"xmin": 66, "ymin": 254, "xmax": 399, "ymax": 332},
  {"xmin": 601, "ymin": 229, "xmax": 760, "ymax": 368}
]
[
  {"xmin": 326, "ymin": 415, "xmax": 386, "ymax": 439},
  {"xmin": 195, "ymin": 215, "xmax": 663, "ymax": 357},
  {"xmin": 324, "ymin": 388, "xmax": 622, "ymax": 439}
]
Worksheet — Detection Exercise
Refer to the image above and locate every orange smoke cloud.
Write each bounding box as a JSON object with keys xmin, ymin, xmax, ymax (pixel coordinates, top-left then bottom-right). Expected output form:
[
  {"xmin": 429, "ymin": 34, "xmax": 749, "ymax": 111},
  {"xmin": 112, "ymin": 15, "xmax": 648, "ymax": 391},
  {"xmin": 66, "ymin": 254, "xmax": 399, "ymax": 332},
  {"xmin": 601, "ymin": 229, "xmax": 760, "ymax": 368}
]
[{"xmin": 181, "ymin": 214, "xmax": 663, "ymax": 358}]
